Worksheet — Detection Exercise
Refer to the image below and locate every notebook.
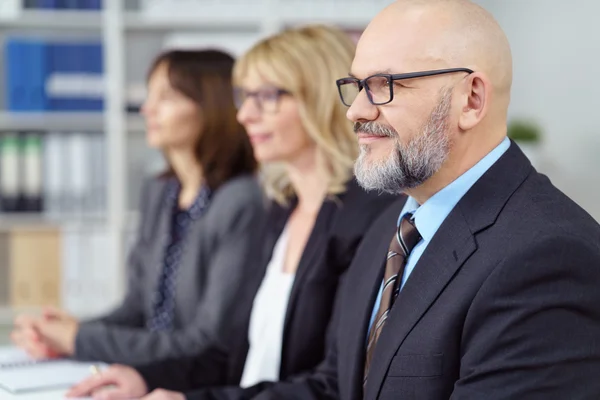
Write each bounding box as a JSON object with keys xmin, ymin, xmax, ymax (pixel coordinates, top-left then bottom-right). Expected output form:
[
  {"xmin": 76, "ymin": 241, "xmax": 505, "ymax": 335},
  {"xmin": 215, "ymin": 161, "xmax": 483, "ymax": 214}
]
[{"xmin": 0, "ymin": 346, "xmax": 104, "ymax": 394}]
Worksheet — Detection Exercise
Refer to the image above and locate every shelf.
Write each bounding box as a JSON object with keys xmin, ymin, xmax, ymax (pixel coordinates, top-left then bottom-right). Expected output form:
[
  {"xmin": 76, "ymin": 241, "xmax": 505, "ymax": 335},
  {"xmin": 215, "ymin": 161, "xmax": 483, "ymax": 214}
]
[
  {"xmin": 0, "ymin": 306, "xmax": 95, "ymax": 326},
  {"xmin": 0, "ymin": 213, "xmax": 107, "ymax": 231},
  {"xmin": 123, "ymin": 12, "xmax": 261, "ymax": 32},
  {"xmin": 0, "ymin": 211, "xmax": 140, "ymax": 231},
  {"xmin": 0, "ymin": 112, "xmax": 104, "ymax": 132},
  {"xmin": 0, "ymin": 10, "xmax": 102, "ymax": 31},
  {"xmin": 0, "ymin": 112, "xmax": 145, "ymax": 132}
]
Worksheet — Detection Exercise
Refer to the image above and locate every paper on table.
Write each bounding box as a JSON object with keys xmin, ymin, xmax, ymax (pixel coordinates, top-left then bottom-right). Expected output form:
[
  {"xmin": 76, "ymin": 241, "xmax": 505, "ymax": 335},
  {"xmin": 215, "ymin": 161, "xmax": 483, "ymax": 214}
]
[
  {"xmin": 0, "ymin": 346, "xmax": 41, "ymax": 368},
  {"xmin": 0, "ymin": 359, "xmax": 102, "ymax": 394}
]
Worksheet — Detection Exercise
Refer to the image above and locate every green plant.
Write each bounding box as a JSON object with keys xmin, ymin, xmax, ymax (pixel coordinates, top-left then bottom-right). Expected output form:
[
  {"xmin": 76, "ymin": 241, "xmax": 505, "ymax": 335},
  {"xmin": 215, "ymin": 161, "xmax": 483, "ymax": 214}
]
[{"xmin": 507, "ymin": 119, "xmax": 542, "ymax": 143}]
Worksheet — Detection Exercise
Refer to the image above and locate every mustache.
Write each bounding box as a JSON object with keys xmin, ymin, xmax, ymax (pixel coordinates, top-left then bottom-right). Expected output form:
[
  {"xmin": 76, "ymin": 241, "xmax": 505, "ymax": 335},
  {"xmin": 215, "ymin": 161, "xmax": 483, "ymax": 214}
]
[{"xmin": 353, "ymin": 122, "xmax": 397, "ymax": 138}]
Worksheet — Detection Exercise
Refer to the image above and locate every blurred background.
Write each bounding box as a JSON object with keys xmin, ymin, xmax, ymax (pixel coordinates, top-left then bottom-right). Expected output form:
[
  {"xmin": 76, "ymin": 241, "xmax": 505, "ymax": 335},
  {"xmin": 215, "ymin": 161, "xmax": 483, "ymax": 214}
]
[{"xmin": 0, "ymin": 0, "xmax": 598, "ymax": 343}]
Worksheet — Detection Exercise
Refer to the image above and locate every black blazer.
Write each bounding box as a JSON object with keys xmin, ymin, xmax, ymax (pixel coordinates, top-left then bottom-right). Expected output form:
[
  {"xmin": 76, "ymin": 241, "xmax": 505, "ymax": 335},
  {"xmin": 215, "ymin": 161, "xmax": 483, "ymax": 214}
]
[
  {"xmin": 255, "ymin": 142, "xmax": 600, "ymax": 400},
  {"xmin": 75, "ymin": 175, "xmax": 267, "ymax": 366},
  {"xmin": 136, "ymin": 179, "xmax": 397, "ymax": 397}
]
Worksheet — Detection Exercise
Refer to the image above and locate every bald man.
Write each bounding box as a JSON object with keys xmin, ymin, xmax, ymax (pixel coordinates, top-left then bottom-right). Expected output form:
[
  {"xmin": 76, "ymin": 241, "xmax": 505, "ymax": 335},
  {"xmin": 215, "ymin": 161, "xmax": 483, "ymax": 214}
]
[{"xmin": 245, "ymin": 0, "xmax": 600, "ymax": 399}]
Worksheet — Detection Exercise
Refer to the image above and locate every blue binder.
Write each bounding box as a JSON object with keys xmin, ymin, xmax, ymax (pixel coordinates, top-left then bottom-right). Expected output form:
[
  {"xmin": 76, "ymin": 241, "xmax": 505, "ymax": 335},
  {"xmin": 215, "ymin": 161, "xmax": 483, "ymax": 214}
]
[
  {"xmin": 47, "ymin": 42, "xmax": 78, "ymax": 111},
  {"xmin": 5, "ymin": 38, "xmax": 27, "ymax": 111},
  {"xmin": 5, "ymin": 38, "xmax": 49, "ymax": 111},
  {"xmin": 82, "ymin": 0, "xmax": 102, "ymax": 10},
  {"xmin": 82, "ymin": 42, "xmax": 104, "ymax": 111},
  {"xmin": 86, "ymin": 0, "xmax": 102, "ymax": 9},
  {"xmin": 47, "ymin": 41, "xmax": 104, "ymax": 111},
  {"xmin": 38, "ymin": 0, "xmax": 59, "ymax": 8},
  {"xmin": 26, "ymin": 40, "xmax": 49, "ymax": 111}
]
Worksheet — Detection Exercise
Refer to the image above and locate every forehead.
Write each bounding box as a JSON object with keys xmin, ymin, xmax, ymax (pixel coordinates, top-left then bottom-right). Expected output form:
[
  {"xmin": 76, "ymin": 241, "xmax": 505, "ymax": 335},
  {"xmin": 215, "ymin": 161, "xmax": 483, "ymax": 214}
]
[
  {"xmin": 351, "ymin": 10, "xmax": 446, "ymax": 78},
  {"xmin": 237, "ymin": 65, "xmax": 283, "ymax": 91},
  {"xmin": 148, "ymin": 62, "xmax": 169, "ymax": 83}
]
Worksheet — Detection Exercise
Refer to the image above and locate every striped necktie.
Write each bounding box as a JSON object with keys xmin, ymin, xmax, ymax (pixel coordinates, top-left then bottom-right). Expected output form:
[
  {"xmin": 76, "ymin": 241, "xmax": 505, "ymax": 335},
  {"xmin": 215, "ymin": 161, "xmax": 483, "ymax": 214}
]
[{"xmin": 364, "ymin": 212, "xmax": 421, "ymax": 385}]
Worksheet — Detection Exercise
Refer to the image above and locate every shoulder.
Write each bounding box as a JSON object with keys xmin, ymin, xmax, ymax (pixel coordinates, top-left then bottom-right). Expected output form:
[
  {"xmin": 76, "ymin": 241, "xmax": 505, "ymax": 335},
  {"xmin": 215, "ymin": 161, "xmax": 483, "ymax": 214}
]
[
  {"xmin": 333, "ymin": 177, "xmax": 403, "ymax": 226},
  {"xmin": 211, "ymin": 174, "xmax": 264, "ymax": 205},
  {"xmin": 136, "ymin": 176, "xmax": 170, "ymax": 219},
  {"xmin": 502, "ymin": 171, "xmax": 600, "ymax": 248},
  {"xmin": 141, "ymin": 175, "xmax": 169, "ymax": 199},
  {"xmin": 207, "ymin": 174, "xmax": 266, "ymax": 218}
]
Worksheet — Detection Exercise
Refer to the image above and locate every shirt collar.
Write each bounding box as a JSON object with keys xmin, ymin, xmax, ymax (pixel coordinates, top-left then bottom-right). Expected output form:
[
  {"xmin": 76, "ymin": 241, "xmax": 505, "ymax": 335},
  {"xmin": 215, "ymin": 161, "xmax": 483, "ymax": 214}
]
[{"xmin": 399, "ymin": 137, "xmax": 511, "ymax": 242}]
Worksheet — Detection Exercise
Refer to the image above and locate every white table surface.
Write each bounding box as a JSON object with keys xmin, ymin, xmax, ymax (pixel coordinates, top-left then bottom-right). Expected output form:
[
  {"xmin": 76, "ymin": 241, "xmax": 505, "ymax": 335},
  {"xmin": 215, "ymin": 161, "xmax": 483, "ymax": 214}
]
[{"xmin": 0, "ymin": 388, "xmax": 78, "ymax": 400}]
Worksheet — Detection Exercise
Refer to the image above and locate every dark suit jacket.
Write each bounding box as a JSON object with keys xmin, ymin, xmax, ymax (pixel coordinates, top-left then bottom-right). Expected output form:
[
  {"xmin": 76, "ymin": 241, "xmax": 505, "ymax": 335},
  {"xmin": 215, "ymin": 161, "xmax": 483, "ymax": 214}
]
[
  {"xmin": 136, "ymin": 179, "xmax": 397, "ymax": 397},
  {"xmin": 253, "ymin": 142, "xmax": 600, "ymax": 400},
  {"xmin": 74, "ymin": 174, "xmax": 267, "ymax": 366}
]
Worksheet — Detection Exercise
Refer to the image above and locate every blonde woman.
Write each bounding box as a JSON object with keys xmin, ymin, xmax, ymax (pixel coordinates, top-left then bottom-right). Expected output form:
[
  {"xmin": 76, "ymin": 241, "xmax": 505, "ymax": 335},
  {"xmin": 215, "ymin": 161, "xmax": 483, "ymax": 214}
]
[{"xmin": 68, "ymin": 24, "xmax": 397, "ymax": 400}]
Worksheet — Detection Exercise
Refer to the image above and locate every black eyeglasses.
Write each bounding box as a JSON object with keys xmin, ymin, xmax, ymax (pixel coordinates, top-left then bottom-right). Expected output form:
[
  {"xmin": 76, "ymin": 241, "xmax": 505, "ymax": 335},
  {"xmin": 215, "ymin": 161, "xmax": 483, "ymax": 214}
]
[
  {"xmin": 233, "ymin": 87, "xmax": 290, "ymax": 113},
  {"xmin": 335, "ymin": 68, "xmax": 474, "ymax": 107}
]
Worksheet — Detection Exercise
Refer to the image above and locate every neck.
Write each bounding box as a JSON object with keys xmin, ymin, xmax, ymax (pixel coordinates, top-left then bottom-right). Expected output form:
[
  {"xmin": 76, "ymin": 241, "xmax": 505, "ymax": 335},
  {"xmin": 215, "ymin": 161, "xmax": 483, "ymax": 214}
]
[
  {"xmin": 405, "ymin": 129, "xmax": 506, "ymax": 205},
  {"xmin": 168, "ymin": 149, "xmax": 203, "ymax": 195},
  {"xmin": 285, "ymin": 149, "xmax": 328, "ymax": 214}
]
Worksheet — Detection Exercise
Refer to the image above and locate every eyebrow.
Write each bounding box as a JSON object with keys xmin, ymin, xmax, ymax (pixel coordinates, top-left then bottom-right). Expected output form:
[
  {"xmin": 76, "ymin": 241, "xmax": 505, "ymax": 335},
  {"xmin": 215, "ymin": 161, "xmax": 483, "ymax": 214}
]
[{"xmin": 348, "ymin": 69, "xmax": 394, "ymax": 78}]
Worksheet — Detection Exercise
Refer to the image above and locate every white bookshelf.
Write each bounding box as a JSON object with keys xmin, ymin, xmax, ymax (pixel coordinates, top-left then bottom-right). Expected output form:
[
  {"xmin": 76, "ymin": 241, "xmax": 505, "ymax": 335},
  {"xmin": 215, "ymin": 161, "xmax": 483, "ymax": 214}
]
[
  {"xmin": 0, "ymin": 112, "xmax": 145, "ymax": 132},
  {"xmin": 0, "ymin": 9, "xmax": 103, "ymax": 30},
  {"xmin": 0, "ymin": 0, "xmax": 392, "ymax": 315}
]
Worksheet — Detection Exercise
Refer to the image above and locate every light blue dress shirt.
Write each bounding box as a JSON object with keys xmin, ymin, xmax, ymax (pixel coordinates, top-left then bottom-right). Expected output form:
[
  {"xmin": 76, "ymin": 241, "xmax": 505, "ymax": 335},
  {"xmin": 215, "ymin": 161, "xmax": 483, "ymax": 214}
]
[{"xmin": 367, "ymin": 137, "xmax": 511, "ymax": 335}]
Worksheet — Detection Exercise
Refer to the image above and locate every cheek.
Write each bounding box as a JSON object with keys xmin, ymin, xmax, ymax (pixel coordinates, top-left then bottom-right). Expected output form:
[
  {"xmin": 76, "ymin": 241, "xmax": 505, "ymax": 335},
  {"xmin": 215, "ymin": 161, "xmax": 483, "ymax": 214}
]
[
  {"xmin": 165, "ymin": 106, "xmax": 201, "ymax": 143},
  {"xmin": 274, "ymin": 106, "xmax": 310, "ymax": 148},
  {"xmin": 381, "ymin": 106, "xmax": 422, "ymax": 144}
]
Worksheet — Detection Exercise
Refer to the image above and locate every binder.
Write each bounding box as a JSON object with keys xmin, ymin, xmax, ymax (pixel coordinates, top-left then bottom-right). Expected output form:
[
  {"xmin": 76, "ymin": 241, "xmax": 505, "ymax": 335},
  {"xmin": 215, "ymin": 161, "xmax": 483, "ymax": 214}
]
[
  {"xmin": 62, "ymin": 0, "xmax": 82, "ymax": 9},
  {"xmin": 79, "ymin": 42, "xmax": 104, "ymax": 111},
  {"xmin": 5, "ymin": 38, "xmax": 27, "ymax": 111},
  {"xmin": 46, "ymin": 41, "xmax": 104, "ymax": 111},
  {"xmin": 38, "ymin": 0, "xmax": 59, "ymax": 9},
  {"xmin": 64, "ymin": 132, "xmax": 89, "ymax": 214},
  {"xmin": 22, "ymin": 1, "xmax": 41, "ymax": 9},
  {"xmin": 47, "ymin": 42, "xmax": 78, "ymax": 111},
  {"xmin": 20, "ymin": 132, "xmax": 44, "ymax": 213},
  {"xmin": 84, "ymin": 0, "xmax": 102, "ymax": 10},
  {"xmin": 0, "ymin": 132, "xmax": 22, "ymax": 212},
  {"xmin": 5, "ymin": 38, "xmax": 49, "ymax": 111},
  {"xmin": 9, "ymin": 228, "xmax": 61, "ymax": 307},
  {"xmin": 42, "ymin": 131, "xmax": 66, "ymax": 216},
  {"xmin": 27, "ymin": 40, "xmax": 49, "ymax": 111}
]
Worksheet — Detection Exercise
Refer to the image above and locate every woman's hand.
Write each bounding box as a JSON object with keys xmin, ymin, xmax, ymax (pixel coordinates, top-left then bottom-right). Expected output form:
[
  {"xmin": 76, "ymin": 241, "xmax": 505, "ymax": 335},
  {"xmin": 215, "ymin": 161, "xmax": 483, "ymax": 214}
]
[
  {"xmin": 11, "ymin": 308, "xmax": 79, "ymax": 358},
  {"xmin": 33, "ymin": 307, "xmax": 80, "ymax": 356},
  {"xmin": 11, "ymin": 314, "xmax": 55, "ymax": 359}
]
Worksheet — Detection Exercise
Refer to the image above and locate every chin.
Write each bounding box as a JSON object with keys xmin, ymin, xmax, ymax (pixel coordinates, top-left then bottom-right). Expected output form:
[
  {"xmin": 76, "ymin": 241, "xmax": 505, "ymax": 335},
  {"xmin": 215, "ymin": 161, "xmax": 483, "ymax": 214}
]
[{"xmin": 146, "ymin": 140, "xmax": 163, "ymax": 150}]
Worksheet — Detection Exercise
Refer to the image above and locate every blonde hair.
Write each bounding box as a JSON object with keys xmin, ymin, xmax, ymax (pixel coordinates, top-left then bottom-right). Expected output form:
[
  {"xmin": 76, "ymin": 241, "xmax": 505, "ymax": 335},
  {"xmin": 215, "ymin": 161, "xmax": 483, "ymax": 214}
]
[{"xmin": 233, "ymin": 24, "xmax": 358, "ymax": 204}]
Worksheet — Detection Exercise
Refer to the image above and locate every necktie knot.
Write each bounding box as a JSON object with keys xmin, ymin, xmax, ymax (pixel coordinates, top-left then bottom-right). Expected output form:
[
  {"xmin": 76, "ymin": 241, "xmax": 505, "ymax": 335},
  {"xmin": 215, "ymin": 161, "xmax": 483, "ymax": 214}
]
[{"xmin": 397, "ymin": 212, "xmax": 421, "ymax": 256}]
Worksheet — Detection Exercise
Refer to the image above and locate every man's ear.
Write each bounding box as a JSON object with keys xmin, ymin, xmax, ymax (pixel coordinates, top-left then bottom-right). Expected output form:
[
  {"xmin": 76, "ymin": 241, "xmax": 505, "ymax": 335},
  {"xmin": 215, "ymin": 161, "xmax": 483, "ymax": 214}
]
[{"xmin": 458, "ymin": 72, "xmax": 491, "ymax": 131}]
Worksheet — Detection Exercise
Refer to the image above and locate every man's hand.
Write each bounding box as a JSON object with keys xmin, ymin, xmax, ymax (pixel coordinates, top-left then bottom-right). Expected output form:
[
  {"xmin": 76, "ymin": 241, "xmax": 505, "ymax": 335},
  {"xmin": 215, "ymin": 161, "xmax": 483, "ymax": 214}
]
[
  {"xmin": 141, "ymin": 389, "xmax": 186, "ymax": 400},
  {"xmin": 66, "ymin": 364, "xmax": 149, "ymax": 400}
]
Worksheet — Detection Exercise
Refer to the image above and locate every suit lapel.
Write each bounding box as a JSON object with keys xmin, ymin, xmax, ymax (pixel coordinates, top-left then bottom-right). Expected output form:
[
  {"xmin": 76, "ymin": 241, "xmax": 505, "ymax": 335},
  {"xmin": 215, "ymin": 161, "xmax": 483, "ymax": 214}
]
[
  {"xmin": 364, "ymin": 210, "xmax": 477, "ymax": 400},
  {"xmin": 364, "ymin": 141, "xmax": 534, "ymax": 399},
  {"xmin": 281, "ymin": 199, "xmax": 336, "ymax": 357},
  {"xmin": 338, "ymin": 200, "xmax": 407, "ymax": 400},
  {"xmin": 143, "ymin": 179, "xmax": 172, "ymax": 315},
  {"xmin": 340, "ymin": 226, "xmax": 392, "ymax": 400}
]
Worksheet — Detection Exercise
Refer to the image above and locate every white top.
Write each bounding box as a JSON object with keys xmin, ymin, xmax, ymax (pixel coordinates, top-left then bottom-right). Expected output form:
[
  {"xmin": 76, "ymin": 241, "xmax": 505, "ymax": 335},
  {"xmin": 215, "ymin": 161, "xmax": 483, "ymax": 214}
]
[{"xmin": 240, "ymin": 227, "xmax": 295, "ymax": 388}]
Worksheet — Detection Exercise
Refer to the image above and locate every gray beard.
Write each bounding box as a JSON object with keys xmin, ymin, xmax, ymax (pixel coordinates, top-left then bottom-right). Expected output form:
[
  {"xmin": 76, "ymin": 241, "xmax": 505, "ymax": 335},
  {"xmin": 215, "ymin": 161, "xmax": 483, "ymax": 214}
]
[{"xmin": 354, "ymin": 88, "xmax": 453, "ymax": 194}]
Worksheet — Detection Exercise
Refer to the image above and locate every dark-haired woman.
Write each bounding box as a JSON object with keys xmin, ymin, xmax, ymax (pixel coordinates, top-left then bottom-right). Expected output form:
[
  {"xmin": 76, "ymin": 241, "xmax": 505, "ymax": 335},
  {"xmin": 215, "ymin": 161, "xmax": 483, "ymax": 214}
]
[{"xmin": 11, "ymin": 49, "xmax": 266, "ymax": 366}]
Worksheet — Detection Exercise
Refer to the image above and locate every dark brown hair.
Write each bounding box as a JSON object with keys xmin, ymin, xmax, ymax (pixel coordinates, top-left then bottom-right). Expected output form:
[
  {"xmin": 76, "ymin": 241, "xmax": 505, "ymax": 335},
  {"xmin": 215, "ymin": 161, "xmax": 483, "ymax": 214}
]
[{"xmin": 148, "ymin": 49, "xmax": 257, "ymax": 190}]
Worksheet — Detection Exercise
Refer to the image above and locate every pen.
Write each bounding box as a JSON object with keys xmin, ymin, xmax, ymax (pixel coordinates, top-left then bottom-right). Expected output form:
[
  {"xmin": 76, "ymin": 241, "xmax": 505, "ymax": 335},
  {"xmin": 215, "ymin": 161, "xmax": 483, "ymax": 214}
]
[{"xmin": 90, "ymin": 365, "xmax": 102, "ymax": 375}]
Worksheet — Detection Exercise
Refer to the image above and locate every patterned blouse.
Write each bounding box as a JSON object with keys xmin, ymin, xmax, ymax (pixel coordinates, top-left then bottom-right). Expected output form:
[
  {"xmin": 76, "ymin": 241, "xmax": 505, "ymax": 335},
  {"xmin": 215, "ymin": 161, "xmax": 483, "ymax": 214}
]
[{"xmin": 146, "ymin": 178, "xmax": 211, "ymax": 331}]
